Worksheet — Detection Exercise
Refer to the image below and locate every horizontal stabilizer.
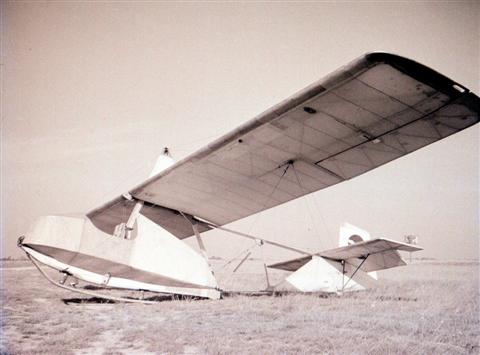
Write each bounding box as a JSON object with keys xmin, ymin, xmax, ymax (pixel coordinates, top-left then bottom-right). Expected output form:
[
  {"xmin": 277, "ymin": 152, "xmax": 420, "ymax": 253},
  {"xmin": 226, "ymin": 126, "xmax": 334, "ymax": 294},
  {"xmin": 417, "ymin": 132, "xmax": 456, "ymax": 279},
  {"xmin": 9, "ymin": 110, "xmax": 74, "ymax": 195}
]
[
  {"xmin": 268, "ymin": 255, "xmax": 311, "ymax": 272},
  {"xmin": 269, "ymin": 238, "xmax": 422, "ymax": 272},
  {"xmin": 319, "ymin": 238, "xmax": 422, "ymax": 261}
]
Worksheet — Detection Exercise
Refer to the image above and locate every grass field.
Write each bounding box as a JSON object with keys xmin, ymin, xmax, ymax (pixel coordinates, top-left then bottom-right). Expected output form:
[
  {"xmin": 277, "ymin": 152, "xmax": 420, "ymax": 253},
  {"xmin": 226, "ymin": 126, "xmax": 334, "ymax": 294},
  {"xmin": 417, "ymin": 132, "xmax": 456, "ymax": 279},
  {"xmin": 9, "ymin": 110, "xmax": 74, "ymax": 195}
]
[{"xmin": 1, "ymin": 259, "xmax": 478, "ymax": 354}]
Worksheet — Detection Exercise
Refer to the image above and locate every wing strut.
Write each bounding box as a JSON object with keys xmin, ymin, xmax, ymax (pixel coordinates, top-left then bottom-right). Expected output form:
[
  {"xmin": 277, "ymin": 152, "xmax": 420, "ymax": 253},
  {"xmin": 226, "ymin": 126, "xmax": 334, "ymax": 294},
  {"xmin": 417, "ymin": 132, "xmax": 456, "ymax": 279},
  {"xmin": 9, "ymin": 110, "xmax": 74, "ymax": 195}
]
[
  {"xmin": 341, "ymin": 254, "xmax": 370, "ymax": 292},
  {"xmin": 180, "ymin": 212, "xmax": 216, "ymax": 277},
  {"xmin": 200, "ymin": 221, "xmax": 311, "ymax": 256},
  {"xmin": 257, "ymin": 239, "xmax": 273, "ymax": 291},
  {"xmin": 200, "ymin": 221, "xmax": 309, "ymax": 292},
  {"xmin": 111, "ymin": 194, "xmax": 144, "ymax": 240},
  {"xmin": 125, "ymin": 200, "xmax": 144, "ymax": 239}
]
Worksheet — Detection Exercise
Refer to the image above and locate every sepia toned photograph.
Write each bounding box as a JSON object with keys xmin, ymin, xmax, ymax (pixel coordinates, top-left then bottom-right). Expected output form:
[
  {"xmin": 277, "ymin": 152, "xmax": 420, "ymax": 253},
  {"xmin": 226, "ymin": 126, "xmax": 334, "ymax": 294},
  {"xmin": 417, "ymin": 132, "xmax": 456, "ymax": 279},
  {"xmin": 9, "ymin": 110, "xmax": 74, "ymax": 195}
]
[{"xmin": 1, "ymin": 1, "xmax": 479, "ymax": 354}]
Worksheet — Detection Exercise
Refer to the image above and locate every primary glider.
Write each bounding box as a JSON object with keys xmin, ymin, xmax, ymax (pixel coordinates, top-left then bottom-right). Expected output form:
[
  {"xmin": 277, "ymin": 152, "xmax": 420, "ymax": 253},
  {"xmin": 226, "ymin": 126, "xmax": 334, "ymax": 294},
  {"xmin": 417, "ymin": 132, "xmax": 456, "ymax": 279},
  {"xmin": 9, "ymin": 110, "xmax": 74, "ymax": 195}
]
[{"xmin": 19, "ymin": 53, "xmax": 478, "ymax": 302}]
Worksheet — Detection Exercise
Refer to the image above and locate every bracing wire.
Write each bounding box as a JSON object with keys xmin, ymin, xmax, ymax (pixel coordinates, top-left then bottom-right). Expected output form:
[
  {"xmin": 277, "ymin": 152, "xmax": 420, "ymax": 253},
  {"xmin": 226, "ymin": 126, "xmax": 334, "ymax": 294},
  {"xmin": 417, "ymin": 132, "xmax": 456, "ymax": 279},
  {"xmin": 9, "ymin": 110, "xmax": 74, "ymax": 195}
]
[
  {"xmin": 291, "ymin": 164, "xmax": 327, "ymax": 251},
  {"xmin": 246, "ymin": 163, "xmax": 291, "ymax": 234},
  {"xmin": 216, "ymin": 164, "xmax": 290, "ymax": 290},
  {"xmin": 310, "ymin": 192, "xmax": 333, "ymax": 246},
  {"xmin": 217, "ymin": 241, "xmax": 259, "ymax": 286},
  {"xmin": 219, "ymin": 241, "xmax": 258, "ymax": 271},
  {"xmin": 220, "ymin": 163, "xmax": 291, "ymax": 290},
  {"xmin": 244, "ymin": 163, "xmax": 292, "ymax": 290}
]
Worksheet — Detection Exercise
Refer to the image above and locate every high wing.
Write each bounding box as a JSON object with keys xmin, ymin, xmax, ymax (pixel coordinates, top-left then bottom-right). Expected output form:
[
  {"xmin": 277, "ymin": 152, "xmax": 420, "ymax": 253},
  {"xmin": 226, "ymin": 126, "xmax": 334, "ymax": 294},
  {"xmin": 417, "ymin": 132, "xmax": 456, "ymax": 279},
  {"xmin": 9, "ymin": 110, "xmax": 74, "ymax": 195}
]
[
  {"xmin": 88, "ymin": 53, "xmax": 479, "ymax": 238},
  {"xmin": 268, "ymin": 238, "xmax": 423, "ymax": 272}
]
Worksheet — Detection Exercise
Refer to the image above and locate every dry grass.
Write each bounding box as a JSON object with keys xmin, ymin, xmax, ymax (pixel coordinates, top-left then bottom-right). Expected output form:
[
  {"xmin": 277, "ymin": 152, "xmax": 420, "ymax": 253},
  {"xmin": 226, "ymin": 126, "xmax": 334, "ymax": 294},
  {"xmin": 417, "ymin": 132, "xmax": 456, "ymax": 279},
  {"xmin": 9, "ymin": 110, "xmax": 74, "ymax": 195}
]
[{"xmin": 1, "ymin": 260, "xmax": 478, "ymax": 354}]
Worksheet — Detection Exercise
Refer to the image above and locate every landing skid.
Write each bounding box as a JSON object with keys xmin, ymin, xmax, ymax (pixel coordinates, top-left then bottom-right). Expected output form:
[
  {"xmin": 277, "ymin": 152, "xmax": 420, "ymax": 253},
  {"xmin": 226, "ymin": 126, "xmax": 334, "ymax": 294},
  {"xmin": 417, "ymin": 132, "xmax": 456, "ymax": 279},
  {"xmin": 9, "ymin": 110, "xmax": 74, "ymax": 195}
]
[{"xmin": 26, "ymin": 254, "xmax": 217, "ymax": 304}]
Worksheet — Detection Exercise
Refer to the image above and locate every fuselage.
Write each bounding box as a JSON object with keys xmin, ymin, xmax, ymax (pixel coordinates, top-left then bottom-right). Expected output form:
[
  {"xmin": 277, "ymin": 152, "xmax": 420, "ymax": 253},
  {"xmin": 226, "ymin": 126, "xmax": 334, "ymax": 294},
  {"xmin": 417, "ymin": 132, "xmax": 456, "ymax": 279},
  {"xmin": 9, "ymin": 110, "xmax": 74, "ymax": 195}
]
[{"xmin": 19, "ymin": 213, "xmax": 220, "ymax": 299}]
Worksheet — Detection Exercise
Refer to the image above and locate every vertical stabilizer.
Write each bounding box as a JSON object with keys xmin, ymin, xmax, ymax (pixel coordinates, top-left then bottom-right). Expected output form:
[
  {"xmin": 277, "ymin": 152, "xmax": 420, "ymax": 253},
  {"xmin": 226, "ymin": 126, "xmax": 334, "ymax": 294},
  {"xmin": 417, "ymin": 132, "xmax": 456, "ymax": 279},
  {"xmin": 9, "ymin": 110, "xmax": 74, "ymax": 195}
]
[
  {"xmin": 339, "ymin": 223, "xmax": 371, "ymax": 247},
  {"xmin": 339, "ymin": 223, "xmax": 377, "ymax": 281}
]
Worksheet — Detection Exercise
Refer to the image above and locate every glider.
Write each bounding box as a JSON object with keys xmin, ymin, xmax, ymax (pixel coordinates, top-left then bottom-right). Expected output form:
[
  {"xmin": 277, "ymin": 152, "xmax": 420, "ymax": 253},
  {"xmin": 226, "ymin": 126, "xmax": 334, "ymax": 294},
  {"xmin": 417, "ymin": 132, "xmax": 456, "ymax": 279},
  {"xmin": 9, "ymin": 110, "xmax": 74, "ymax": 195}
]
[{"xmin": 18, "ymin": 53, "xmax": 479, "ymax": 302}]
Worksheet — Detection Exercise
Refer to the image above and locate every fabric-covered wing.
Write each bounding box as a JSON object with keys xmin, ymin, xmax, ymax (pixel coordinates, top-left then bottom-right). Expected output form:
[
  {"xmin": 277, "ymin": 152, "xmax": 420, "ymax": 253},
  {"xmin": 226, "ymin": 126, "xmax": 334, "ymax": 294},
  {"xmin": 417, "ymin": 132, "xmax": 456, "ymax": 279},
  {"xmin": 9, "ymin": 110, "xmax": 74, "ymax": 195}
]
[
  {"xmin": 87, "ymin": 197, "xmax": 211, "ymax": 239},
  {"xmin": 89, "ymin": 53, "xmax": 479, "ymax": 238}
]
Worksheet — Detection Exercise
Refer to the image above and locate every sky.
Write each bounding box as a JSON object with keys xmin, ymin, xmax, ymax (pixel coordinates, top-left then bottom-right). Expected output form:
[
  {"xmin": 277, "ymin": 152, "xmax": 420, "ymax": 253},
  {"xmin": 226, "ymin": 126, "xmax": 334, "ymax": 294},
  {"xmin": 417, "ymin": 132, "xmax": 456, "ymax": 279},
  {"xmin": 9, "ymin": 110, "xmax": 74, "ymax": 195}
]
[{"xmin": 1, "ymin": 2, "xmax": 479, "ymax": 260}]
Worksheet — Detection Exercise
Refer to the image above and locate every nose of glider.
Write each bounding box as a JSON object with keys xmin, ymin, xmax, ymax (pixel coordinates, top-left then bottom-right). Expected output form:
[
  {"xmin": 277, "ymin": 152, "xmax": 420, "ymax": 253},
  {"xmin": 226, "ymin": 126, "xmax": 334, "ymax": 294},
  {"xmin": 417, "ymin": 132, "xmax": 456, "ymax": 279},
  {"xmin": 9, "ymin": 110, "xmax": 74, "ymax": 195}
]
[
  {"xmin": 19, "ymin": 214, "xmax": 85, "ymax": 258},
  {"xmin": 19, "ymin": 214, "xmax": 220, "ymax": 293}
]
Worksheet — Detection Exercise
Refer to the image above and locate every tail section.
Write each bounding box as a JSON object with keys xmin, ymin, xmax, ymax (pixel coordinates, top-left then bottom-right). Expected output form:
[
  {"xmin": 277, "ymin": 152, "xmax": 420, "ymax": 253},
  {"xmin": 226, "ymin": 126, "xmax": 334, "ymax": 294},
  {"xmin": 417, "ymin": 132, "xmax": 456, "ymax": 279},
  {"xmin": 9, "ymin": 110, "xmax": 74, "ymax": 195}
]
[
  {"xmin": 339, "ymin": 223, "xmax": 371, "ymax": 247},
  {"xmin": 285, "ymin": 255, "xmax": 377, "ymax": 293},
  {"xmin": 271, "ymin": 223, "xmax": 411, "ymax": 293},
  {"xmin": 338, "ymin": 223, "xmax": 378, "ymax": 284}
]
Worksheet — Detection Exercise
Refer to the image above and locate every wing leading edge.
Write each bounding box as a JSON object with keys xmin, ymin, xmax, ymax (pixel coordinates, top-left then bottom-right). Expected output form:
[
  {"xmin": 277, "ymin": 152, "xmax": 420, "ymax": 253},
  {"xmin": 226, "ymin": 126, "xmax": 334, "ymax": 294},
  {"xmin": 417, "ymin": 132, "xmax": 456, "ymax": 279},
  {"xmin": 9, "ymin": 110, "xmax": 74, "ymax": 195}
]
[{"xmin": 88, "ymin": 53, "xmax": 479, "ymax": 238}]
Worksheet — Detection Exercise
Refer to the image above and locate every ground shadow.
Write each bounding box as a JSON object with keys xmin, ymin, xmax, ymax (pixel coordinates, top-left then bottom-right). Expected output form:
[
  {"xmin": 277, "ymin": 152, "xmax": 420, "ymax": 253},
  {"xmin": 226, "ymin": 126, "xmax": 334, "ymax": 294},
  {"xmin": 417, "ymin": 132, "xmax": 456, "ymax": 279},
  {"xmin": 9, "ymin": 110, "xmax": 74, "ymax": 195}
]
[
  {"xmin": 62, "ymin": 293, "xmax": 204, "ymax": 305},
  {"xmin": 222, "ymin": 290, "xmax": 332, "ymax": 298},
  {"xmin": 62, "ymin": 297, "xmax": 116, "ymax": 305}
]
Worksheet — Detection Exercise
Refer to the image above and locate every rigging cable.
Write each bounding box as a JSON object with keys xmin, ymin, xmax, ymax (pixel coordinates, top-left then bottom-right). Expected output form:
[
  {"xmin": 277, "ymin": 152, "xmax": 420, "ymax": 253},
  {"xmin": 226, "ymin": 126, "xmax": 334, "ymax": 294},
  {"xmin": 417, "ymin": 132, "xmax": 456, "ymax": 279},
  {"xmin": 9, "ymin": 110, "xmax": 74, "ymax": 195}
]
[
  {"xmin": 291, "ymin": 163, "xmax": 327, "ymax": 251},
  {"xmin": 219, "ymin": 241, "xmax": 259, "ymax": 271},
  {"xmin": 246, "ymin": 162, "xmax": 292, "ymax": 235},
  {"xmin": 227, "ymin": 162, "xmax": 292, "ymax": 291}
]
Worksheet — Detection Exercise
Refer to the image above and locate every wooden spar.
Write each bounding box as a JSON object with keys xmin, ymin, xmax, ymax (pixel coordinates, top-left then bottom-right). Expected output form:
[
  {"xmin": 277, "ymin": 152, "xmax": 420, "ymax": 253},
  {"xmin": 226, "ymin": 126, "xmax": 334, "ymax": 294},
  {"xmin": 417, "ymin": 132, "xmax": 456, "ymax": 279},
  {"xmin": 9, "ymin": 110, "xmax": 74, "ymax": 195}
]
[
  {"xmin": 180, "ymin": 212, "xmax": 216, "ymax": 276},
  {"xmin": 192, "ymin": 223, "xmax": 215, "ymax": 276},
  {"xmin": 125, "ymin": 200, "xmax": 144, "ymax": 239}
]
